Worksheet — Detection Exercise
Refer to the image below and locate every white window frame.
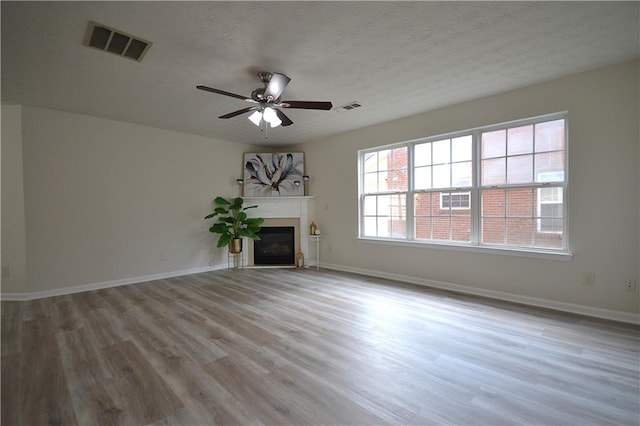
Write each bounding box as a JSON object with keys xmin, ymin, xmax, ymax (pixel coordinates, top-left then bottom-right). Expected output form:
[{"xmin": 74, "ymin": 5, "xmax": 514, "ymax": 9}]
[{"xmin": 358, "ymin": 112, "xmax": 569, "ymax": 256}]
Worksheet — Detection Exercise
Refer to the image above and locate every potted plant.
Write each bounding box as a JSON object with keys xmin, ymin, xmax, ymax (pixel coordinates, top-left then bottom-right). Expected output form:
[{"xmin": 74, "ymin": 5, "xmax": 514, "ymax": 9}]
[{"xmin": 205, "ymin": 196, "xmax": 264, "ymax": 253}]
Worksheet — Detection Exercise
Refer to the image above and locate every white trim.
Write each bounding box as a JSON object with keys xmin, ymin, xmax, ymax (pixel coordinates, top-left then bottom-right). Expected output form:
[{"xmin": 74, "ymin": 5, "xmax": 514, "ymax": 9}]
[
  {"xmin": 3, "ymin": 262, "xmax": 636, "ymax": 324},
  {"xmin": 0, "ymin": 264, "xmax": 225, "ymax": 301},
  {"xmin": 320, "ymin": 262, "xmax": 638, "ymax": 325},
  {"xmin": 357, "ymin": 236, "xmax": 573, "ymax": 261}
]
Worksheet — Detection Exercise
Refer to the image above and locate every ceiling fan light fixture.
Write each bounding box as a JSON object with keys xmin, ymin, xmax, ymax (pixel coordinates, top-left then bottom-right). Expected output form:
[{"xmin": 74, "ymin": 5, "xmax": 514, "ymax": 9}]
[
  {"xmin": 263, "ymin": 107, "xmax": 282, "ymax": 128},
  {"xmin": 248, "ymin": 110, "xmax": 262, "ymax": 126}
]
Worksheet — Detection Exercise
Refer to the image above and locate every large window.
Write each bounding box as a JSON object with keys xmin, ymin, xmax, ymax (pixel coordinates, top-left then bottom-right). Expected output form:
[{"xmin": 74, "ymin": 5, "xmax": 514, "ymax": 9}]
[{"xmin": 359, "ymin": 113, "xmax": 567, "ymax": 253}]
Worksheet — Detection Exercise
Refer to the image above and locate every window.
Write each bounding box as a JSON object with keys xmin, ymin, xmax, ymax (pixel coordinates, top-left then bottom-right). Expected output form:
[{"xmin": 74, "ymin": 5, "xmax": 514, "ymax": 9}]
[
  {"xmin": 362, "ymin": 147, "xmax": 408, "ymax": 239},
  {"xmin": 359, "ymin": 113, "xmax": 568, "ymax": 253},
  {"xmin": 440, "ymin": 192, "xmax": 471, "ymax": 210}
]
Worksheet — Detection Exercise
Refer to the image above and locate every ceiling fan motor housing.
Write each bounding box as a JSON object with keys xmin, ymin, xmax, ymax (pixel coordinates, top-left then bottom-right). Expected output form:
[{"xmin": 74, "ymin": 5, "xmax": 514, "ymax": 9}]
[
  {"xmin": 251, "ymin": 87, "xmax": 266, "ymax": 102},
  {"xmin": 258, "ymin": 71, "xmax": 272, "ymax": 84}
]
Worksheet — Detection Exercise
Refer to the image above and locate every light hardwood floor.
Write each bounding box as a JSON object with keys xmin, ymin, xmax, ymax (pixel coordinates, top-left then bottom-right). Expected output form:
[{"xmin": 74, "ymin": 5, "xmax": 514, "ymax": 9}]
[{"xmin": 2, "ymin": 268, "xmax": 639, "ymax": 425}]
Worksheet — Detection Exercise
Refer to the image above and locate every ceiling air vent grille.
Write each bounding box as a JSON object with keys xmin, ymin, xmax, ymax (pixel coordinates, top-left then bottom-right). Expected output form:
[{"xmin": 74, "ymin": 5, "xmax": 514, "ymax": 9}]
[
  {"xmin": 84, "ymin": 21, "xmax": 152, "ymax": 62},
  {"xmin": 335, "ymin": 101, "xmax": 362, "ymax": 112}
]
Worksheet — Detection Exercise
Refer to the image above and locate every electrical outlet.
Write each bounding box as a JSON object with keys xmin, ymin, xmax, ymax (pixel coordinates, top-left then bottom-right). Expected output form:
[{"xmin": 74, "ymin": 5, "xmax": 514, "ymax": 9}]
[
  {"xmin": 582, "ymin": 272, "xmax": 595, "ymax": 287},
  {"xmin": 625, "ymin": 279, "xmax": 637, "ymax": 292}
]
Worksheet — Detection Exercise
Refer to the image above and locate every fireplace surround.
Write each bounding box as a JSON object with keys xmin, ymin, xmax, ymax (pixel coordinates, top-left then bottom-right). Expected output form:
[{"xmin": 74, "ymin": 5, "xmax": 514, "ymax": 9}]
[{"xmin": 244, "ymin": 196, "xmax": 313, "ymax": 267}]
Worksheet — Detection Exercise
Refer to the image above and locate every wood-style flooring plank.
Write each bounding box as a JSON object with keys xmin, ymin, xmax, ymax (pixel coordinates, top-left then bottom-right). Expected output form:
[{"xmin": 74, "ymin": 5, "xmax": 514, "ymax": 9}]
[{"xmin": 2, "ymin": 268, "xmax": 639, "ymax": 425}]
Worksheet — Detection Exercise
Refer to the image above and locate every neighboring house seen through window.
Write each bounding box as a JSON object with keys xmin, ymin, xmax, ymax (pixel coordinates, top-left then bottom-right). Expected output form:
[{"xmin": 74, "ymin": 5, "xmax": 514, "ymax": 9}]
[{"xmin": 359, "ymin": 113, "xmax": 567, "ymax": 253}]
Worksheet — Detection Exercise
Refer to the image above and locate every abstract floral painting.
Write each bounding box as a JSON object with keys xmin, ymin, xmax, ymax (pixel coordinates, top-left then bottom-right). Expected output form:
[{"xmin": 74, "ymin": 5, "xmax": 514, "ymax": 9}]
[{"xmin": 243, "ymin": 153, "xmax": 305, "ymax": 197}]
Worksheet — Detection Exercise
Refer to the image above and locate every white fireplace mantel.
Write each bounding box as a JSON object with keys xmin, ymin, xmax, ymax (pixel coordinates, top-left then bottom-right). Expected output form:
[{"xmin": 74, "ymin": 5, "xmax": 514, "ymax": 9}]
[{"xmin": 245, "ymin": 196, "xmax": 314, "ymax": 266}]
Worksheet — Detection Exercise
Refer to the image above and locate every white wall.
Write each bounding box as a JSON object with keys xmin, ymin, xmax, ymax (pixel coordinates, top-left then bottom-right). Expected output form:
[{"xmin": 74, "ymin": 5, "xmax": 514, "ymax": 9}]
[
  {"xmin": 1, "ymin": 105, "xmax": 27, "ymax": 294},
  {"xmin": 295, "ymin": 60, "xmax": 640, "ymax": 318},
  {"xmin": 2, "ymin": 61, "xmax": 638, "ymax": 321},
  {"xmin": 3, "ymin": 106, "xmax": 258, "ymax": 295}
]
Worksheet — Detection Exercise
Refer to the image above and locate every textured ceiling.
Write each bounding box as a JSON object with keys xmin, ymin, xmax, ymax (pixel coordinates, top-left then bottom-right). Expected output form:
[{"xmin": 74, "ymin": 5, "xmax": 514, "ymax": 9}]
[{"xmin": 2, "ymin": 1, "xmax": 639, "ymax": 146}]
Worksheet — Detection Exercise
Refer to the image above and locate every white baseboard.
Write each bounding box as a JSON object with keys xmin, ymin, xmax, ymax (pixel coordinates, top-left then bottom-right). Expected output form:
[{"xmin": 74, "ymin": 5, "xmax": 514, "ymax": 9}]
[
  {"xmin": 3, "ymin": 261, "xmax": 638, "ymax": 324},
  {"xmin": 0, "ymin": 264, "xmax": 226, "ymax": 301},
  {"xmin": 321, "ymin": 262, "xmax": 640, "ymax": 325}
]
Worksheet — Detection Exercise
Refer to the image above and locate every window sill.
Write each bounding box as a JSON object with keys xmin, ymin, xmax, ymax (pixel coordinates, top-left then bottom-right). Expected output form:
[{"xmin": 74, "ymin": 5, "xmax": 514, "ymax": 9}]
[{"xmin": 356, "ymin": 237, "xmax": 573, "ymax": 261}]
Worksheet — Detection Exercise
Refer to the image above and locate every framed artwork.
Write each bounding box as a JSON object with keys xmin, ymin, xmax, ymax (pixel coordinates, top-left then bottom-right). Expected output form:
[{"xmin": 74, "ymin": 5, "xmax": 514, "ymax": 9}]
[{"xmin": 243, "ymin": 153, "xmax": 305, "ymax": 197}]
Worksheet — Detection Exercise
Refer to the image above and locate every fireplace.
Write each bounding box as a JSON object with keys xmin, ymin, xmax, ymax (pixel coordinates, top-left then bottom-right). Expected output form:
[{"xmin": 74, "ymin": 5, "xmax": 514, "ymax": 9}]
[
  {"xmin": 253, "ymin": 226, "xmax": 295, "ymax": 265},
  {"xmin": 244, "ymin": 197, "xmax": 313, "ymax": 268}
]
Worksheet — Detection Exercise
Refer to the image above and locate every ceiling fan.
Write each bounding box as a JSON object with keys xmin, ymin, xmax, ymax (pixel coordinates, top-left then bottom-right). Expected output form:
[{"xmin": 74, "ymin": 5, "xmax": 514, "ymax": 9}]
[{"xmin": 197, "ymin": 71, "xmax": 332, "ymax": 129}]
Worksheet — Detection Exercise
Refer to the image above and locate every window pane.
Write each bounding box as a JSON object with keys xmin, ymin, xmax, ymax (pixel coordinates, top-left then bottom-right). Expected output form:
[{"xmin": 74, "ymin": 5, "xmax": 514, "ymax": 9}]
[
  {"xmin": 452, "ymin": 162, "xmax": 472, "ymax": 187},
  {"xmin": 482, "ymin": 130, "xmax": 506, "ymax": 159},
  {"xmin": 432, "ymin": 139, "xmax": 450, "ymax": 164},
  {"xmin": 415, "ymin": 143, "xmax": 431, "ymax": 167},
  {"xmin": 390, "ymin": 218, "xmax": 407, "ymax": 238},
  {"xmin": 432, "ymin": 164, "xmax": 450, "ymax": 188},
  {"xmin": 506, "ymin": 188, "xmax": 534, "ymax": 217},
  {"xmin": 377, "ymin": 217, "xmax": 390, "ymax": 237},
  {"xmin": 540, "ymin": 203, "xmax": 563, "ymax": 219},
  {"xmin": 377, "ymin": 171, "xmax": 389, "ymax": 191},
  {"xmin": 451, "ymin": 215, "xmax": 471, "ymax": 242},
  {"xmin": 482, "ymin": 217, "xmax": 505, "ymax": 244},
  {"xmin": 452, "ymin": 135, "xmax": 472, "ymax": 162},
  {"xmin": 364, "ymin": 172, "xmax": 378, "ymax": 193},
  {"xmin": 507, "ymin": 125, "xmax": 533, "ymax": 156},
  {"xmin": 535, "ymin": 151, "xmax": 564, "ymax": 182},
  {"xmin": 363, "ymin": 217, "xmax": 377, "ymax": 237},
  {"xmin": 415, "ymin": 215, "xmax": 432, "ymax": 240},
  {"xmin": 482, "ymin": 188, "xmax": 505, "ymax": 216},
  {"xmin": 414, "ymin": 166, "xmax": 431, "ymax": 190},
  {"xmin": 364, "ymin": 152, "xmax": 378, "ymax": 173},
  {"xmin": 535, "ymin": 119, "xmax": 565, "ymax": 153},
  {"xmin": 390, "ymin": 193, "xmax": 406, "ymax": 217},
  {"xmin": 378, "ymin": 149, "xmax": 391, "ymax": 169},
  {"xmin": 534, "ymin": 229, "xmax": 563, "ymax": 249},
  {"xmin": 363, "ymin": 196, "xmax": 377, "ymax": 215},
  {"xmin": 432, "ymin": 216, "xmax": 451, "ymax": 240},
  {"xmin": 415, "ymin": 192, "xmax": 433, "ymax": 241},
  {"xmin": 391, "ymin": 147, "xmax": 408, "ymax": 169},
  {"xmin": 539, "ymin": 186, "xmax": 562, "ymax": 203},
  {"xmin": 506, "ymin": 218, "xmax": 533, "ymax": 246},
  {"xmin": 482, "ymin": 158, "xmax": 505, "ymax": 185},
  {"xmin": 377, "ymin": 194, "xmax": 391, "ymax": 216},
  {"xmin": 388, "ymin": 168, "xmax": 408, "ymax": 191},
  {"xmin": 415, "ymin": 192, "xmax": 432, "ymax": 217},
  {"xmin": 507, "ymin": 155, "xmax": 533, "ymax": 184}
]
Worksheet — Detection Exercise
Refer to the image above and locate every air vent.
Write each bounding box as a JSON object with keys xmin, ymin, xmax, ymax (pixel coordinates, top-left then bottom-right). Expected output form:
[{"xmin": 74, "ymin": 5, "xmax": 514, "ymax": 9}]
[
  {"xmin": 84, "ymin": 21, "xmax": 152, "ymax": 62},
  {"xmin": 335, "ymin": 101, "xmax": 362, "ymax": 112}
]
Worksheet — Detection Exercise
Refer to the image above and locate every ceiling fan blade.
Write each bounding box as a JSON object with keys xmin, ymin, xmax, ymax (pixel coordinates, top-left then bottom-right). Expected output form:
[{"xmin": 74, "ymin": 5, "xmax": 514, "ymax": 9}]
[
  {"xmin": 264, "ymin": 73, "xmax": 291, "ymax": 101},
  {"xmin": 219, "ymin": 106, "xmax": 258, "ymax": 119},
  {"xmin": 281, "ymin": 101, "xmax": 332, "ymax": 110},
  {"xmin": 275, "ymin": 109, "xmax": 294, "ymax": 127},
  {"xmin": 197, "ymin": 85, "xmax": 252, "ymax": 101}
]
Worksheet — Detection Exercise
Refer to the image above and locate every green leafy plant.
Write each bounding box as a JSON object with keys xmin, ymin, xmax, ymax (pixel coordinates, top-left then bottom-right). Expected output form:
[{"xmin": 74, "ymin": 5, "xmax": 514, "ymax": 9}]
[{"xmin": 205, "ymin": 197, "xmax": 264, "ymax": 248}]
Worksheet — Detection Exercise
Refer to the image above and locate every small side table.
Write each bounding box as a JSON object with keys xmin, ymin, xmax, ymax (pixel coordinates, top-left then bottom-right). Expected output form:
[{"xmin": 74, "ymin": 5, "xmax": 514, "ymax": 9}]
[
  {"xmin": 227, "ymin": 246, "xmax": 245, "ymax": 269},
  {"xmin": 309, "ymin": 235, "xmax": 321, "ymax": 270}
]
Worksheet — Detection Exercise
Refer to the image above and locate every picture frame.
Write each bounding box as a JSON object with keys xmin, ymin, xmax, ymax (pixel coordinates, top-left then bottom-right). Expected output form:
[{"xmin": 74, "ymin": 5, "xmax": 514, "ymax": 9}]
[{"xmin": 243, "ymin": 152, "xmax": 305, "ymax": 197}]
